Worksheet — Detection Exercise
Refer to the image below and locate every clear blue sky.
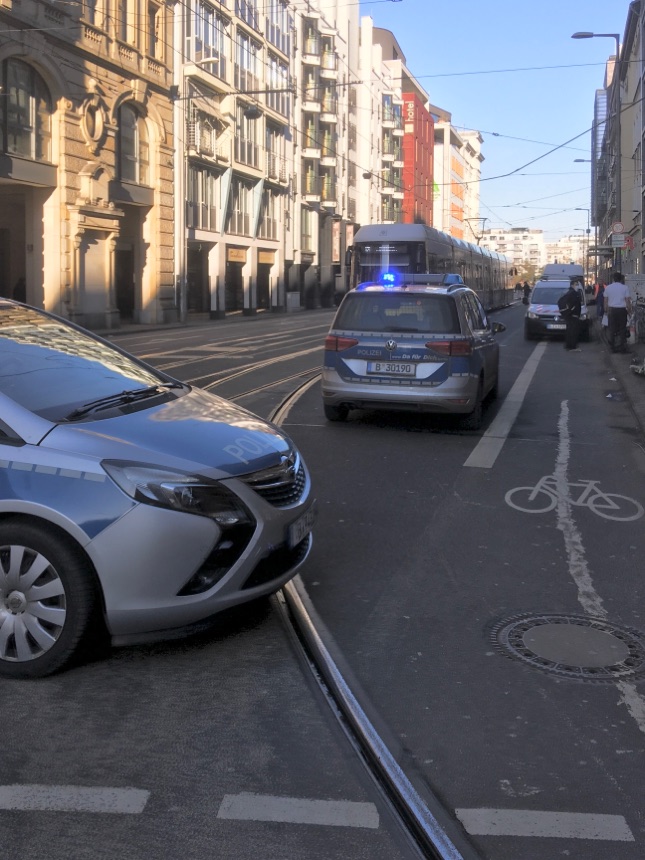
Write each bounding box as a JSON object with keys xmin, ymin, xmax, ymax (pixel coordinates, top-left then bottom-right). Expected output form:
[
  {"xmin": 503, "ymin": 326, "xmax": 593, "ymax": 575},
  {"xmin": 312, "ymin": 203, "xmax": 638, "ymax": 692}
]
[{"xmin": 364, "ymin": 0, "xmax": 632, "ymax": 240}]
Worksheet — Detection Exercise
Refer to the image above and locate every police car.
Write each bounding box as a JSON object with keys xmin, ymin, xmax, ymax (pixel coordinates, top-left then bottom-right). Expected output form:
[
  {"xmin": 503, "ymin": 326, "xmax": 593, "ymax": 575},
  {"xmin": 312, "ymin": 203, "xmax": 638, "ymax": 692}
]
[{"xmin": 322, "ymin": 273, "xmax": 506, "ymax": 429}]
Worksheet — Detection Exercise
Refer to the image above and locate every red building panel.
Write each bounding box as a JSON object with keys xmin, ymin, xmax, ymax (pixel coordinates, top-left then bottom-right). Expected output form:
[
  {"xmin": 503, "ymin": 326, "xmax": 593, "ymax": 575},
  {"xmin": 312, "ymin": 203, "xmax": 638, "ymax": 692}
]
[{"xmin": 402, "ymin": 93, "xmax": 434, "ymax": 225}]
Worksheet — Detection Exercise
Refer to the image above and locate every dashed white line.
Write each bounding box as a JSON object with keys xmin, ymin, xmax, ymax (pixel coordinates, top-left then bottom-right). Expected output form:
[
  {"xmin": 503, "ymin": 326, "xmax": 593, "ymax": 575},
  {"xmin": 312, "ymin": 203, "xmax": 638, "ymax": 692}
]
[
  {"xmin": 464, "ymin": 341, "xmax": 546, "ymax": 469},
  {"xmin": 217, "ymin": 792, "xmax": 379, "ymax": 829},
  {"xmin": 0, "ymin": 785, "xmax": 149, "ymax": 814},
  {"xmin": 456, "ymin": 808, "xmax": 634, "ymax": 841}
]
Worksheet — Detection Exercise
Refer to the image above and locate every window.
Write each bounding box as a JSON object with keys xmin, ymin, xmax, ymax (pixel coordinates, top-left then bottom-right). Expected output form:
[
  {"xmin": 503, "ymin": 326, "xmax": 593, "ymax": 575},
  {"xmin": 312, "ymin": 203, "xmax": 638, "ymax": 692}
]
[
  {"xmin": 148, "ymin": 3, "xmax": 161, "ymax": 58},
  {"xmin": 227, "ymin": 178, "xmax": 253, "ymax": 235},
  {"xmin": 266, "ymin": 124, "xmax": 285, "ymax": 180},
  {"xmin": 85, "ymin": 0, "xmax": 98, "ymax": 25},
  {"xmin": 1, "ymin": 60, "xmax": 52, "ymax": 162},
  {"xmin": 187, "ymin": 165, "xmax": 218, "ymax": 231},
  {"xmin": 301, "ymin": 207, "xmax": 314, "ymax": 252},
  {"xmin": 235, "ymin": 31, "xmax": 260, "ymax": 93},
  {"xmin": 266, "ymin": 54, "xmax": 290, "ymax": 118},
  {"xmin": 258, "ymin": 189, "xmax": 278, "ymax": 240},
  {"xmin": 118, "ymin": 104, "xmax": 149, "ymax": 185},
  {"xmin": 266, "ymin": 0, "xmax": 291, "ymax": 55},
  {"xmin": 117, "ymin": 0, "xmax": 129, "ymax": 41},
  {"xmin": 235, "ymin": 0, "xmax": 259, "ymax": 30},
  {"xmin": 234, "ymin": 103, "xmax": 258, "ymax": 167},
  {"xmin": 189, "ymin": 2, "xmax": 230, "ymax": 78}
]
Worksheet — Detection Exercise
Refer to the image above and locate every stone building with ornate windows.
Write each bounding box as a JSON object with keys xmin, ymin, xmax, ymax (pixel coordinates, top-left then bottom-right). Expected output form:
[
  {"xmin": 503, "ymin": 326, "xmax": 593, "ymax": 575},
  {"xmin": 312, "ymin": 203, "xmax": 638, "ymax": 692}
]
[{"xmin": 0, "ymin": 0, "xmax": 175, "ymax": 328}]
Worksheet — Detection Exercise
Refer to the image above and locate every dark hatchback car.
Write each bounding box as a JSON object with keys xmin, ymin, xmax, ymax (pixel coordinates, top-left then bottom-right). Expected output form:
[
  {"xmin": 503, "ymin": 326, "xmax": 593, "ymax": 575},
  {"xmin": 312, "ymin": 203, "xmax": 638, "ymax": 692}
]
[
  {"xmin": 322, "ymin": 276, "xmax": 506, "ymax": 429},
  {"xmin": 0, "ymin": 301, "xmax": 315, "ymax": 678}
]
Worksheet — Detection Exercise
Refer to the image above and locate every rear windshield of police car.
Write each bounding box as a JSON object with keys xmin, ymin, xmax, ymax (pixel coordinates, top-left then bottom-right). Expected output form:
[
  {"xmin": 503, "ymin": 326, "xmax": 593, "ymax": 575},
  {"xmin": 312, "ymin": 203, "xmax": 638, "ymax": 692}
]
[{"xmin": 335, "ymin": 293, "xmax": 460, "ymax": 334}]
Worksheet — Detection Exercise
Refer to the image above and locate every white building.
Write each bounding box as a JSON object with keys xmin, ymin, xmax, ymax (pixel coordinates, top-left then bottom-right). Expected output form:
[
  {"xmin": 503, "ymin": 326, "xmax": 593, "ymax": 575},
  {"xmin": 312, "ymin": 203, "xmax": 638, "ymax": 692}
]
[
  {"xmin": 544, "ymin": 235, "xmax": 588, "ymax": 272},
  {"xmin": 481, "ymin": 227, "xmax": 547, "ymax": 277}
]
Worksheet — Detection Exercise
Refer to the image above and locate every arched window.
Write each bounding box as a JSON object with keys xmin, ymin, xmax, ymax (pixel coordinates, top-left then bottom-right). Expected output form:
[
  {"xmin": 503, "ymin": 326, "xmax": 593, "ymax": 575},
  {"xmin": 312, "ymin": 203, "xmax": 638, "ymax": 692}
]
[
  {"xmin": 118, "ymin": 104, "xmax": 149, "ymax": 185},
  {"xmin": 0, "ymin": 60, "xmax": 52, "ymax": 162}
]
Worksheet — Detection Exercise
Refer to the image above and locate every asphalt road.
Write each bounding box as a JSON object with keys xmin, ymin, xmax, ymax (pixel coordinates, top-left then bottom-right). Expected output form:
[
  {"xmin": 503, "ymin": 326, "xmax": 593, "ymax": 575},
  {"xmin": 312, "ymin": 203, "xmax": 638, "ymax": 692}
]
[
  {"xmin": 284, "ymin": 303, "xmax": 645, "ymax": 860},
  {"xmin": 3, "ymin": 305, "xmax": 645, "ymax": 860}
]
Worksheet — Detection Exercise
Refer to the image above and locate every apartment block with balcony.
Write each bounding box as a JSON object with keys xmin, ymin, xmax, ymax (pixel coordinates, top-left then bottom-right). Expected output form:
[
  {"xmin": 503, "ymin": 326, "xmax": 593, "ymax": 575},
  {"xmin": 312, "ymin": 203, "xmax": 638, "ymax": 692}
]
[
  {"xmin": 481, "ymin": 227, "xmax": 546, "ymax": 278},
  {"xmin": 0, "ymin": 0, "xmax": 175, "ymax": 328},
  {"xmin": 291, "ymin": 0, "xmax": 359, "ymax": 307},
  {"xmin": 175, "ymin": 0, "xmax": 293, "ymax": 316}
]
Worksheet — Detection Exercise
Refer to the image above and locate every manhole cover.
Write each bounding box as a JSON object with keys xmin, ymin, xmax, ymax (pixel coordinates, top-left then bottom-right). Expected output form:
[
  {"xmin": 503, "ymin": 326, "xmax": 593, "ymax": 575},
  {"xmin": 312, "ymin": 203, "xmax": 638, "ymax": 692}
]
[{"xmin": 491, "ymin": 614, "xmax": 645, "ymax": 682}]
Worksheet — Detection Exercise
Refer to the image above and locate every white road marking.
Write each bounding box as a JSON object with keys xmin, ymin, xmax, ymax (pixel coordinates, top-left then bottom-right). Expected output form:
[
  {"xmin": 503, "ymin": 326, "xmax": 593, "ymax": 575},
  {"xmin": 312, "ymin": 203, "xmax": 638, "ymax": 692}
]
[
  {"xmin": 0, "ymin": 785, "xmax": 149, "ymax": 814},
  {"xmin": 456, "ymin": 808, "xmax": 634, "ymax": 841},
  {"xmin": 555, "ymin": 401, "xmax": 645, "ymax": 735},
  {"xmin": 217, "ymin": 793, "xmax": 379, "ymax": 829},
  {"xmin": 464, "ymin": 341, "xmax": 546, "ymax": 469},
  {"xmin": 554, "ymin": 401, "xmax": 606, "ymax": 619}
]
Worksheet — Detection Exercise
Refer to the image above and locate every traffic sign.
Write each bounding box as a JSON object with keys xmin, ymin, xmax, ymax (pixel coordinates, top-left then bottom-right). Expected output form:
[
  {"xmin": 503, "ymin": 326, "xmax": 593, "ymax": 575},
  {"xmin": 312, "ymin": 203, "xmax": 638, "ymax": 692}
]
[
  {"xmin": 612, "ymin": 221, "xmax": 625, "ymax": 233},
  {"xmin": 611, "ymin": 233, "xmax": 626, "ymax": 248}
]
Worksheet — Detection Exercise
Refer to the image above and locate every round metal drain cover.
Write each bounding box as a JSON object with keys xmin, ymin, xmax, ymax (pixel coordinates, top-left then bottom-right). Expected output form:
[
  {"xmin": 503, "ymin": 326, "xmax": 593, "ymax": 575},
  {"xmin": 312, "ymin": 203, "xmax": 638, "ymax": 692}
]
[{"xmin": 491, "ymin": 614, "xmax": 645, "ymax": 682}]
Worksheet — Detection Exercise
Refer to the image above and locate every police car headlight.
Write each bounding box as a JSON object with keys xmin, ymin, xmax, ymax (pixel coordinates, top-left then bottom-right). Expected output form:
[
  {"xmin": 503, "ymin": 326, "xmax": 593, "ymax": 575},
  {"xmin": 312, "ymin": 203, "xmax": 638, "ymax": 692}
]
[
  {"xmin": 527, "ymin": 312, "xmax": 538, "ymax": 319},
  {"xmin": 102, "ymin": 461, "xmax": 252, "ymax": 525}
]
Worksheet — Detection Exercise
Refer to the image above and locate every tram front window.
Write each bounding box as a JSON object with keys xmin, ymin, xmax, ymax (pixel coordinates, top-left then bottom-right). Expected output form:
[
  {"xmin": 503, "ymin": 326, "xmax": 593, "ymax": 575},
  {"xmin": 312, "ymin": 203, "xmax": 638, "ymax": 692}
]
[{"xmin": 353, "ymin": 241, "xmax": 425, "ymax": 286}]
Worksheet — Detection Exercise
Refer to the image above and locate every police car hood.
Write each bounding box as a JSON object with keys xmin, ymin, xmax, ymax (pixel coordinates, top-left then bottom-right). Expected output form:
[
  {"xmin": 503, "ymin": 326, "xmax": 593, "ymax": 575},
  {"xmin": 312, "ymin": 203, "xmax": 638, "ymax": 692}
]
[{"xmin": 43, "ymin": 387, "xmax": 292, "ymax": 478}]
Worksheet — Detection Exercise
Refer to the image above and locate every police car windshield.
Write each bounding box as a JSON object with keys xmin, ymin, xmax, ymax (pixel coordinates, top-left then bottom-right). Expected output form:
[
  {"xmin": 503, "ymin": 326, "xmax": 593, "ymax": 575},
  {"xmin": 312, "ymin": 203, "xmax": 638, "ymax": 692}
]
[
  {"xmin": 335, "ymin": 292, "xmax": 460, "ymax": 333},
  {"xmin": 531, "ymin": 287, "xmax": 569, "ymax": 304}
]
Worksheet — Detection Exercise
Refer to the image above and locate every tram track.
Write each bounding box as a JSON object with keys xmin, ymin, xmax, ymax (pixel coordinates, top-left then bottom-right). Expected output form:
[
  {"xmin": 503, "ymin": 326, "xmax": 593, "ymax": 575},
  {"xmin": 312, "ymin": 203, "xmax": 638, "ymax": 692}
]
[
  {"xmin": 269, "ymin": 379, "xmax": 480, "ymax": 860},
  {"xmin": 227, "ymin": 368, "xmax": 321, "ymax": 402}
]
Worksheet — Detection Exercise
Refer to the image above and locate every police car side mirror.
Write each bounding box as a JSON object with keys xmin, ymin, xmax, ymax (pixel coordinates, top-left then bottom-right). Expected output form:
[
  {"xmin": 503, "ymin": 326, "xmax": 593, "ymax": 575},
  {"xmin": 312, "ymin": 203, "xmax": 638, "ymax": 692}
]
[{"xmin": 491, "ymin": 321, "xmax": 506, "ymax": 334}]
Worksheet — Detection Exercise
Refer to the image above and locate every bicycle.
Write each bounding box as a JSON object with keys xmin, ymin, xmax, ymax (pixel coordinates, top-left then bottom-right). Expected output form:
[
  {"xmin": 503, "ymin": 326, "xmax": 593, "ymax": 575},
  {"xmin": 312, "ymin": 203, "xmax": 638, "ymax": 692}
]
[{"xmin": 505, "ymin": 475, "xmax": 644, "ymax": 522}]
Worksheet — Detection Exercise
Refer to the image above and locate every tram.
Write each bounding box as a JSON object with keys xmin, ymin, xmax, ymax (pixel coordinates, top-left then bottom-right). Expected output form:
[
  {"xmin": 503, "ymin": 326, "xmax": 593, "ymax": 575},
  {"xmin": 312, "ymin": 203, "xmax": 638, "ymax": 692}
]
[{"xmin": 346, "ymin": 223, "xmax": 513, "ymax": 310}]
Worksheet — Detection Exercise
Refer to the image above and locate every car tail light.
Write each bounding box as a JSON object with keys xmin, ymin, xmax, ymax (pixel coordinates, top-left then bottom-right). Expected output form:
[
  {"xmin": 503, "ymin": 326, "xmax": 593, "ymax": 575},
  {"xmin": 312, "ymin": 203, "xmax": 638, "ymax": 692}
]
[
  {"xmin": 325, "ymin": 335, "xmax": 359, "ymax": 351},
  {"xmin": 425, "ymin": 339, "xmax": 473, "ymax": 356}
]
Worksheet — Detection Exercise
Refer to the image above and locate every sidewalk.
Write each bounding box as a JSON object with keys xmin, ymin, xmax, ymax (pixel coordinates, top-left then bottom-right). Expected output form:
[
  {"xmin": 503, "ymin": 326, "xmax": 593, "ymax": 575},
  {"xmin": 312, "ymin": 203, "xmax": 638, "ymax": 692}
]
[{"xmin": 595, "ymin": 317, "xmax": 645, "ymax": 438}]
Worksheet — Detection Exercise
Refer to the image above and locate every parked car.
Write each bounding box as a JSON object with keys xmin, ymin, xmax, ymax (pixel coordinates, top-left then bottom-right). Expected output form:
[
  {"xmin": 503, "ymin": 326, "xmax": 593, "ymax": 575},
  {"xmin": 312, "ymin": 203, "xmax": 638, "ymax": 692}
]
[
  {"xmin": 0, "ymin": 300, "xmax": 315, "ymax": 678},
  {"xmin": 321, "ymin": 275, "xmax": 506, "ymax": 429},
  {"xmin": 524, "ymin": 279, "xmax": 591, "ymax": 341}
]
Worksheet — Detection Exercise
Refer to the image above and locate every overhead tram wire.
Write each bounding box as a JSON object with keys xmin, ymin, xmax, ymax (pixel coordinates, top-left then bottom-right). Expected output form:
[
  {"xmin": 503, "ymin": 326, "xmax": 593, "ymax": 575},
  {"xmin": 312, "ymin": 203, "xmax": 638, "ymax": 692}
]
[{"xmin": 8, "ymin": 3, "xmax": 638, "ymax": 204}]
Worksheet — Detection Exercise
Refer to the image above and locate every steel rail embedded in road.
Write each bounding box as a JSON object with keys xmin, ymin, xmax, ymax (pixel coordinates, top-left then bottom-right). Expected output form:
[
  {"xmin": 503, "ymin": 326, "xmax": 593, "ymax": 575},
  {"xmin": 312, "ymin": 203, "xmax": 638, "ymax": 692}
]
[
  {"xmin": 228, "ymin": 368, "xmax": 321, "ymax": 402},
  {"xmin": 270, "ymin": 383, "xmax": 479, "ymax": 860}
]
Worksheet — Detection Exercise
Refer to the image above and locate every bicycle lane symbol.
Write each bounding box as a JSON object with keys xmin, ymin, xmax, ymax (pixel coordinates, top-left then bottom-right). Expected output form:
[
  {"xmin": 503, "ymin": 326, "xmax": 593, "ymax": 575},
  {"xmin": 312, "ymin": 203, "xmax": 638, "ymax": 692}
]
[{"xmin": 505, "ymin": 476, "xmax": 644, "ymax": 522}]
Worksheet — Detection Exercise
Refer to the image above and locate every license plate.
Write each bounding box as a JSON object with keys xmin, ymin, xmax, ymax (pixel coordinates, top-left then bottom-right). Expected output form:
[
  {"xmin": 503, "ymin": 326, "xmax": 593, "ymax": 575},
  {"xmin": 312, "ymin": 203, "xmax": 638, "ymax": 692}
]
[
  {"xmin": 288, "ymin": 506, "xmax": 316, "ymax": 548},
  {"xmin": 367, "ymin": 361, "xmax": 416, "ymax": 376},
  {"xmin": 546, "ymin": 324, "xmax": 566, "ymax": 330}
]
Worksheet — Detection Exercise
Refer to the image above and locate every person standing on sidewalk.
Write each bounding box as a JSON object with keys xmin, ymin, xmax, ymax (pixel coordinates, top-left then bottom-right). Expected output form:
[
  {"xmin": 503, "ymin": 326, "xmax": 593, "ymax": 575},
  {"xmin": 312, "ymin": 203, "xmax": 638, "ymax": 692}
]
[
  {"xmin": 604, "ymin": 272, "xmax": 633, "ymax": 353},
  {"xmin": 559, "ymin": 282, "xmax": 582, "ymax": 351}
]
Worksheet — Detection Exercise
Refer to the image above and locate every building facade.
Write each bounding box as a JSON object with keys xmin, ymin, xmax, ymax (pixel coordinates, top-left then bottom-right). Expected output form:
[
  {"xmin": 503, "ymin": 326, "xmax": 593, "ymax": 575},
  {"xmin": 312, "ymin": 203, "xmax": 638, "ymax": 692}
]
[
  {"xmin": 1, "ymin": 0, "xmax": 491, "ymax": 326},
  {"xmin": 481, "ymin": 227, "xmax": 546, "ymax": 279},
  {"xmin": 0, "ymin": 0, "xmax": 175, "ymax": 328}
]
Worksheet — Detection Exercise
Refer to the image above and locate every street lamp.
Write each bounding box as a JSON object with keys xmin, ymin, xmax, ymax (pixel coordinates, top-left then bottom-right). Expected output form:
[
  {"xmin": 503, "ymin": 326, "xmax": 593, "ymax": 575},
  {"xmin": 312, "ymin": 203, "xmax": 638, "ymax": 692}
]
[{"xmin": 571, "ymin": 31, "xmax": 621, "ymax": 267}]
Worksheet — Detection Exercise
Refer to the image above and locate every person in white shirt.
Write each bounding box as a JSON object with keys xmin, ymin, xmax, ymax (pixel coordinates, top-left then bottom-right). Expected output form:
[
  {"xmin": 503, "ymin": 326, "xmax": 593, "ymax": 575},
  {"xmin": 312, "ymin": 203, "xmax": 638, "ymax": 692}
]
[{"xmin": 603, "ymin": 272, "xmax": 633, "ymax": 353}]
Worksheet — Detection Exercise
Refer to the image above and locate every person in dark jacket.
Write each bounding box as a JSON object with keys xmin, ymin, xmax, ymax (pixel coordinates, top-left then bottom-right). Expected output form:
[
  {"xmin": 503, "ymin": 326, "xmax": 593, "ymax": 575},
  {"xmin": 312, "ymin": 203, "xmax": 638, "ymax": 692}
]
[
  {"xmin": 522, "ymin": 281, "xmax": 531, "ymax": 304},
  {"xmin": 560, "ymin": 283, "xmax": 582, "ymax": 351}
]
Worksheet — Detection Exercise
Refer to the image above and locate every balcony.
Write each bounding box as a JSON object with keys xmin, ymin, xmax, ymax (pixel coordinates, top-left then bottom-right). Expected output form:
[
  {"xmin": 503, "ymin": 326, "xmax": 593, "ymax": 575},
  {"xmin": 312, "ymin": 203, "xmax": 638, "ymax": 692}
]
[
  {"xmin": 303, "ymin": 177, "xmax": 321, "ymax": 203},
  {"xmin": 303, "ymin": 37, "xmax": 321, "ymax": 64},
  {"xmin": 320, "ymin": 91, "xmax": 337, "ymax": 123},
  {"xmin": 321, "ymin": 175, "xmax": 336, "ymax": 206},
  {"xmin": 302, "ymin": 133, "xmax": 321, "ymax": 159},
  {"xmin": 266, "ymin": 152, "xmax": 288, "ymax": 183},
  {"xmin": 320, "ymin": 52, "xmax": 338, "ymax": 80}
]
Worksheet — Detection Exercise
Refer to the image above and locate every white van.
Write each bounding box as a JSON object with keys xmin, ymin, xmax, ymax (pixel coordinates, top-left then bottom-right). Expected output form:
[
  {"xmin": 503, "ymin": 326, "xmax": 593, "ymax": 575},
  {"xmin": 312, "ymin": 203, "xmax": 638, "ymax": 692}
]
[
  {"xmin": 541, "ymin": 264, "xmax": 585, "ymax": 284},
  {"xmin": 525, "ymin": 278, "xmax": 590, "ymax": 341}
]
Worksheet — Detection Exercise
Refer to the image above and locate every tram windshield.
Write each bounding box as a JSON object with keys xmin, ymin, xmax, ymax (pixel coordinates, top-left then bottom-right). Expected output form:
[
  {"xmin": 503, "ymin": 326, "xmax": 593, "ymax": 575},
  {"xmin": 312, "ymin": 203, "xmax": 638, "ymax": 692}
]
[{"xmin": 352, "ymin": 241, "xmax": 425, "ymax": 287}]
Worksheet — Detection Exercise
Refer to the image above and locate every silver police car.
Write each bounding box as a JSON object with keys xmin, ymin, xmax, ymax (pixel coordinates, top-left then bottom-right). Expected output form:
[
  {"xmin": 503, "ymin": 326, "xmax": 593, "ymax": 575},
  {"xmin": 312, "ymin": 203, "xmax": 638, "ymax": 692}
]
[
  {"xmin": 322, "ymin": 275, "xmax": 505, "ymax": 429},
  {"xmin": 0, "ymin": 301, "xmax": 315, "ymax": 678}
]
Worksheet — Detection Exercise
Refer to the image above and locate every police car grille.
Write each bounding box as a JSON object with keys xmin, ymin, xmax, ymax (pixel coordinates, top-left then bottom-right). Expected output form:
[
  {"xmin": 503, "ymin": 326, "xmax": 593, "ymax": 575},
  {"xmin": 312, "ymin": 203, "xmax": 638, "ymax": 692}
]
[{"xmin": 241, "ymin": 460, "xmax": 306, "ymax": 508}]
